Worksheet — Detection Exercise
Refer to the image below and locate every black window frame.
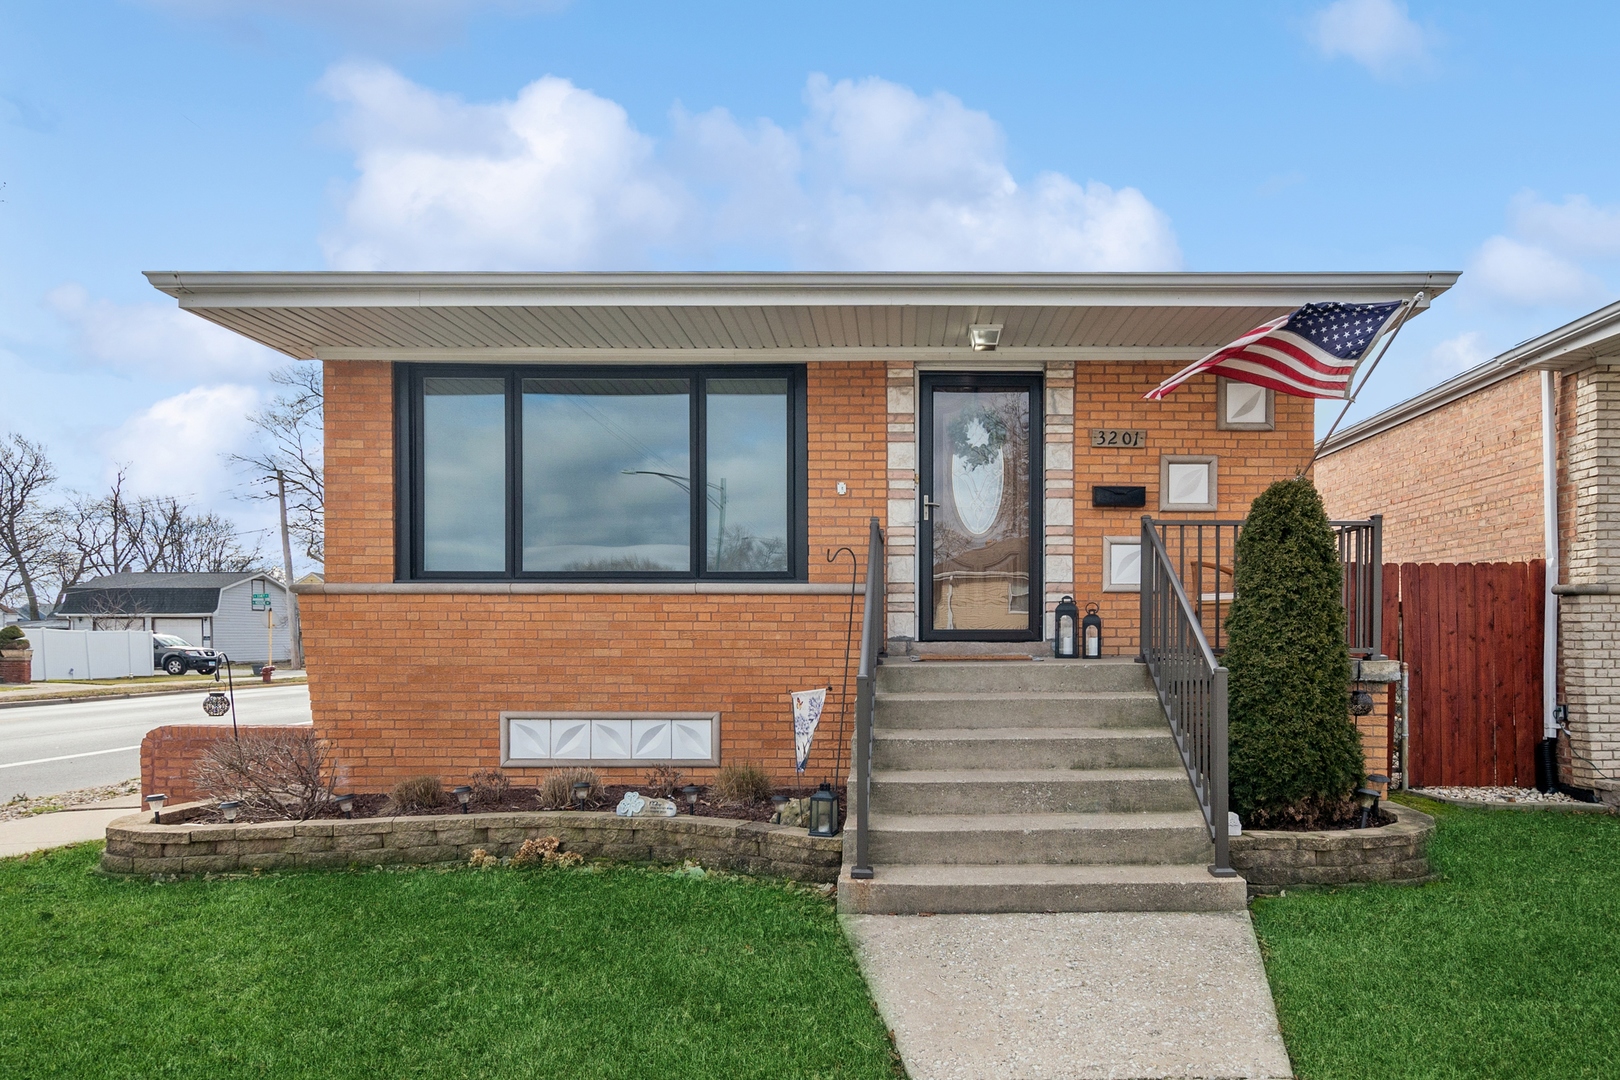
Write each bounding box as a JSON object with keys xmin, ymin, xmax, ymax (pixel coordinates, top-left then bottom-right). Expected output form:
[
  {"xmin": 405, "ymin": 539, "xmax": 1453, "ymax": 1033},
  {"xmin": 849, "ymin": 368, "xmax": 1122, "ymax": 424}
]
[{"xmin": 395, "ymin": 363, "xmax": 808, "ymax": 582}]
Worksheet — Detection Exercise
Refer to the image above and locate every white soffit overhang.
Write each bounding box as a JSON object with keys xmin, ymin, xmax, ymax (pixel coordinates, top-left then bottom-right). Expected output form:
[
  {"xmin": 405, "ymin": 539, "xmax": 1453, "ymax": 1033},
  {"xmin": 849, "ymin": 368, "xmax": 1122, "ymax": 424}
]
[{"xmin": 143, "ymin": 270, "xmax": 1459, "ymax": 363}]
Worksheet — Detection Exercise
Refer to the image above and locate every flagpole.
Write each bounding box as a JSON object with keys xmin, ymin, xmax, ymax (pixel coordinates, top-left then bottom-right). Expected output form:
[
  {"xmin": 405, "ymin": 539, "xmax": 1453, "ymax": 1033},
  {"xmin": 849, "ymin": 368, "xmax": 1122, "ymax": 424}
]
[{"xmin": 1300, "ymin": 290, "xmax": 1426, "ymax": 477}]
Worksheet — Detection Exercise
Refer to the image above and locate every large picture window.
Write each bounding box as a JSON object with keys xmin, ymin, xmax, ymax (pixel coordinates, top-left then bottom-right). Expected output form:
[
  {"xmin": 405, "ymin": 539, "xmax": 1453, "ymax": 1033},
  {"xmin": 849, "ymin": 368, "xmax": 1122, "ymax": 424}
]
[{"xmin": 400, "ymin": 365, "xmax": 806, "ymax": 580}]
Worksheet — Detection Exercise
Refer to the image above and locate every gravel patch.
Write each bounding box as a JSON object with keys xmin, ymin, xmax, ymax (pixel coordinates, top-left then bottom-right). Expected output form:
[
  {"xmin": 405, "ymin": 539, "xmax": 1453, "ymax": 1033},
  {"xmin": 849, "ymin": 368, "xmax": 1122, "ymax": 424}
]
[
  {"xmin": 1413, "ymin": 785, "xmax": 1581, "ymax": 805},
  {"xmin": 1, "ymin": 777, "xmax": 141, "ymax": 822}
]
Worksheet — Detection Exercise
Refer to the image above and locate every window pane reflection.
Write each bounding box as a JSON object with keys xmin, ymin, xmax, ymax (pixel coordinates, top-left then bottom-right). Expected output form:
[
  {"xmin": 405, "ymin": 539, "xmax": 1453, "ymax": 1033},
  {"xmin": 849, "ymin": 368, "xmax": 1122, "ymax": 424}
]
[
  {"xmin": 706, "ymin": 378, "xmax": 789, "ymax": 573},
  {"xmin": 423, "ymin": 377, "xmax": 506, "ymax": 572},
  {"xmin": 522, "ymin": 377, "xmax": 691, "ymax": 572}
]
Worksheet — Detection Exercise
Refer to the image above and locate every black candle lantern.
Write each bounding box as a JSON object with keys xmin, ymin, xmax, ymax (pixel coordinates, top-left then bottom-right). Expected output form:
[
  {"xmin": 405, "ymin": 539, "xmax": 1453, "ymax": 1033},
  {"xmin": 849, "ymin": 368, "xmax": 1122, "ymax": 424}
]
[
  {"xmin": 808, "ymin": 783, "xmax": 839, "ymax": 837},
  {"xmin": 1349, "ymin": 690, "xmax": 1375, "ymax": 716},
  {"xmin": 1081, "ymin": 603, "xmax": 1103, "ymax": 659},
  {"xmin": 202, "ymin": 690, "xmax": 230, "ymax": 717},
  {"xmin": 1054, "ymin": 596, "xmax": 1080, "ymax": 658}
]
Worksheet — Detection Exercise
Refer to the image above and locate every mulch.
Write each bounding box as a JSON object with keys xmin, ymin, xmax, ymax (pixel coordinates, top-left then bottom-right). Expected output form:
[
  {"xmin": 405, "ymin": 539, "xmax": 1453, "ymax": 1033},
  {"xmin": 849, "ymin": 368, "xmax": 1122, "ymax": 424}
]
[{"xmin": 193, "ymin": 784, "xmax": 847, "ymax": 828}]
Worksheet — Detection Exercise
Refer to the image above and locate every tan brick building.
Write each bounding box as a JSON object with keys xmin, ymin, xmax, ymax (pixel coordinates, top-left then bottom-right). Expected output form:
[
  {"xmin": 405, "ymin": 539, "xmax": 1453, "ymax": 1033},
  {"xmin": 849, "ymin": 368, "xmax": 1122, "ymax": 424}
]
[
  {"xmin": 1317, "ymin": 300, "xmax": 1620, "ymax": 802},
  {"xmin": 148, "ymin": 271, "xmax": 1451, "ymax": 794}
]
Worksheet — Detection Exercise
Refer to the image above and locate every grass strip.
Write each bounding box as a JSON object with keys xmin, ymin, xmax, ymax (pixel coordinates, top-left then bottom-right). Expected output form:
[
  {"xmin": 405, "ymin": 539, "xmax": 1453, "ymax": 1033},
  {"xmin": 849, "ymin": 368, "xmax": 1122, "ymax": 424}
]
[
  {"xmin": 1252, "ymin": 793, "xmax": 1620, "ymax": 1079},
  {"xmin": 0, "ymin": 845, "xmax": 899, "ymax": 1079}
]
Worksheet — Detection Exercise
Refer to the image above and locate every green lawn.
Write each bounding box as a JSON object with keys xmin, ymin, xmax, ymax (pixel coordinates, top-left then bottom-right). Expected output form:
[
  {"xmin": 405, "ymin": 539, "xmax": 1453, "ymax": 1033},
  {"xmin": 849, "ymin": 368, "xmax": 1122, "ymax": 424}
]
[
  {"xmin": 0, "ymin": 845, "xmax": 899, "ymax": 1079},
  {"xmin": 1253, "ymin": 794, "xmax": 1620, "ymax": 1080}
]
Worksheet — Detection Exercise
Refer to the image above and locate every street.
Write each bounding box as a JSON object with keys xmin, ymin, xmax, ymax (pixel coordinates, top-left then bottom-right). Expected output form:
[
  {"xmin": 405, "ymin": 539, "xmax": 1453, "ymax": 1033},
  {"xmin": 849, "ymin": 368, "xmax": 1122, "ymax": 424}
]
[{"xmin": 0, "ymin": 684, "xmax": 312, "ymax": 802}]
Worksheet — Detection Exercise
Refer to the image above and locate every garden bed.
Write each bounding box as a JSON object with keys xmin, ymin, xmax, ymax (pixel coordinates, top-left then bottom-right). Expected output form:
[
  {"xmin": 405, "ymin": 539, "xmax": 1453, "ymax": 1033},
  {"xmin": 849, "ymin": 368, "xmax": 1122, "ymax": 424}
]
[
  {"xmin": 1230, "ymin": 799, "xmax": 1433, "ymax": 894},
  {"xmin": 101, "ymin": 802, "xmax": 844, "ymax": 881}
]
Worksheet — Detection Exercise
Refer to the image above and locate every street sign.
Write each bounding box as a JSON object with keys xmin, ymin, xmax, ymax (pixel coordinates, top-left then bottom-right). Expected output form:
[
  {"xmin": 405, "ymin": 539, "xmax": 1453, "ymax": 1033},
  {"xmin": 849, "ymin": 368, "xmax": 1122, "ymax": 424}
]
[{"xmin": 251, "ymin": 592, "xmax": 272, "ymax": 612}]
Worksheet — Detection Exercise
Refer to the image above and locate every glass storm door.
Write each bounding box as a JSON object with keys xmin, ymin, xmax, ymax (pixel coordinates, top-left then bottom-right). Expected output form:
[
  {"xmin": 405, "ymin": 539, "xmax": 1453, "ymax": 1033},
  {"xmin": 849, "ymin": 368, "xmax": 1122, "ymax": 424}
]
[{"xmin": 919, "ymin": 373, "xmax": 1043, "ymax": 641}]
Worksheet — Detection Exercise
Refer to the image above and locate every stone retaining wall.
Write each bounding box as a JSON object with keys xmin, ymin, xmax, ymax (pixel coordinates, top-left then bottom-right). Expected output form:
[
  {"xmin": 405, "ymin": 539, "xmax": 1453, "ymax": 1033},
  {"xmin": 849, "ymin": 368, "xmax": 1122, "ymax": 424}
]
[
  {"xmin": 1229, "ymin": 800, "xmax": 1434, "ymax": 894},
  {"xmin": 101, "ymin": 804, "xmax": 843, "ymax": 882}
]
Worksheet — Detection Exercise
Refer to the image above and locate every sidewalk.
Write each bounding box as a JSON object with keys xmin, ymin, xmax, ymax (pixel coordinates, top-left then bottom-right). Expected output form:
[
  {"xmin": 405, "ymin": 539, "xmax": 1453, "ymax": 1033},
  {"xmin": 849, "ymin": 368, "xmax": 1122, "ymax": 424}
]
[
  {"xmin": 0, "ymin": 795, "xmax": 142, "ymax": 859},
  {"xmin": 844, "ymin": 911, "xmax": 1293, "ymax": 1079},
  {"xmin": 0, "ymin": 671, "xmax": 307, "ymax": 708}
]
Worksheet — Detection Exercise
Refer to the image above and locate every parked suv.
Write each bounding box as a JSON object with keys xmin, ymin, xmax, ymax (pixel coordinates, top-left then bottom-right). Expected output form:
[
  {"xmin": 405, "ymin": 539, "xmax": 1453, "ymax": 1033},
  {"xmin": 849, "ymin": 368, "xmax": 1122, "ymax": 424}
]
[{"xmin": 152, "ymin": 634, "xmax": 220, "ymax": 676}]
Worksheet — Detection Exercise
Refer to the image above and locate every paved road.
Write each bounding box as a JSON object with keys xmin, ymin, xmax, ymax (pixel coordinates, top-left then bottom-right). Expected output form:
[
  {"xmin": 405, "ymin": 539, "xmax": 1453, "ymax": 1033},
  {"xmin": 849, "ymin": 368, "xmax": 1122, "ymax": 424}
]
[{"xmin": 0, "ymin": 685, "xmax": 312, "ymax": 802}]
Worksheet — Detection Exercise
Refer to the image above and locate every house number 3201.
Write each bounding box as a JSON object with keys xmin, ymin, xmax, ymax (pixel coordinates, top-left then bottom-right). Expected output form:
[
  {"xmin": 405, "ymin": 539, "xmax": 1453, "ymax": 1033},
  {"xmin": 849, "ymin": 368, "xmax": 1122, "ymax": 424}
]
[{"xmin": 1089, "ymin": 428, "xmax": 1148, "ymax": 448}]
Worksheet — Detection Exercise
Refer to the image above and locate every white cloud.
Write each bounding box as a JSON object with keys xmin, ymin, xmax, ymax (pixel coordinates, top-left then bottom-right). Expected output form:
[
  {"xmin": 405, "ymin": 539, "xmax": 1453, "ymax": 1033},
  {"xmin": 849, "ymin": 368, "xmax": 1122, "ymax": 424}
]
[
  {"xmin": 1426, "ymin": 331, "xmax": 1491, "ymax": 375},
  {"xmin": 1509, "ymin": 192, "xmax": 1620, "ymax": 261},
  {"xmin": 319, "ymin": 66, "xmax": 1181, "ymax": 272},
  {"xmin": 1309, "ymin": 0, "xmax": 1433, "ymax": 78},
  {"xmin": 103, "ymin": 384, "xmax": 263, "ymax": 500},
  {"xmin": 1469, "ymin": 237, "xmax": 1602, "ymax": 308},
  {"xmin": 47, "ymin": 284, "xmax": 282, "ymax": 379}
]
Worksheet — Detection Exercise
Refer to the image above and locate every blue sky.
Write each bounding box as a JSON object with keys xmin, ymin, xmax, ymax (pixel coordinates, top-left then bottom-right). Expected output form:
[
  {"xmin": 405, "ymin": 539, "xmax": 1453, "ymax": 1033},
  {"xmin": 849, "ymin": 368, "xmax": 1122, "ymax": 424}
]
[{"xmin": 4, "ymin": 0, "xmax": 1619, "ymax": 563}]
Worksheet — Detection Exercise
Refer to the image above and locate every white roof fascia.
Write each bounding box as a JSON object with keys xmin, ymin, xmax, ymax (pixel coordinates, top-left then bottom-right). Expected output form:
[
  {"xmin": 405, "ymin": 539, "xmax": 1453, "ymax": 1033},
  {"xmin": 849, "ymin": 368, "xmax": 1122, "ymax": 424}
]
[
  {"xmin": 1318, "ymin": 298, "xmax": 1620, "ymax": 457},
  {"xmin": 145, "ymin": 270, "xmax": 1458, "ymax": 311}
]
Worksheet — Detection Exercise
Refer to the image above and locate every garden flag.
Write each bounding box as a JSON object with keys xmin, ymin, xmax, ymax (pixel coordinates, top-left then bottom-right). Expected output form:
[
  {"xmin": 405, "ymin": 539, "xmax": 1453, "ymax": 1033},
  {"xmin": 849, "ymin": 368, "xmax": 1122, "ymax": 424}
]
[
  {"xmin": 791, "ymin": 688, "xmax": 827, "ymax": 774},
  {"xmin": 1145, "ymin": 301, "xmax": 1405, "ymax": 401}
]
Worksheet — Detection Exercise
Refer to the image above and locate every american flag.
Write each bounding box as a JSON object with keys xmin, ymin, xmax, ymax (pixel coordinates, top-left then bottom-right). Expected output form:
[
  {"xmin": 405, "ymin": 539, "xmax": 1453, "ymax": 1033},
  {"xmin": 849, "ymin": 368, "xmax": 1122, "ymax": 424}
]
[{"xmin": 1145, "ymin": 301, "xmax": 1405, "ymax": 400}]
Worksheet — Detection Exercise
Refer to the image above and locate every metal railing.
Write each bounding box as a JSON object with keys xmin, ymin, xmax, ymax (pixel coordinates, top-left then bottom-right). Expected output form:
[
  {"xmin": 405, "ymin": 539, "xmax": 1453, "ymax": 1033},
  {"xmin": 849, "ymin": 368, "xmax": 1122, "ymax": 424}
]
[
  {"xmin": 848, "ymin": 516, "xmax": 884, "ymax": 880},
  {"xmin": 1149, "ymin": 515, "xmax": 1383, "ymax": 657},
  {"xmin": 1140, "ymin": 517, "xmax": 1235, "ymax": 877}
]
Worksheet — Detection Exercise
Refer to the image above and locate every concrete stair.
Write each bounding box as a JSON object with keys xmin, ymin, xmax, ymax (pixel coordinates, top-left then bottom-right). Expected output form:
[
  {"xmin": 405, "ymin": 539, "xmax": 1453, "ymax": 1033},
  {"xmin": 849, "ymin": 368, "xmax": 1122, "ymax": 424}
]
[{"xmin": 839, "ymin": 657, "xmax": 1246, "ymax": 913}]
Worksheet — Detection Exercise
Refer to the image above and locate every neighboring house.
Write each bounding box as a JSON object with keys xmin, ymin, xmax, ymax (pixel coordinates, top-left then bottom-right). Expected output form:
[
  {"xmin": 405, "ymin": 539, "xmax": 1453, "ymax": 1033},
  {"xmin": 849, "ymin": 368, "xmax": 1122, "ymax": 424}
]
[
  {"xmin": 0, "ymin": 603, "xmax": 18, "ymax": 627},
  {"xmin": 1317, "ymin": 299, "xmax": 1620, "ymax": 803},
  {"xmin": 147, "ymin": 270, "xmax": 1454, "ymax": 798},
  {"xmin": 57, "ymin": 572, "xmax": 294, "ymax": 665}
]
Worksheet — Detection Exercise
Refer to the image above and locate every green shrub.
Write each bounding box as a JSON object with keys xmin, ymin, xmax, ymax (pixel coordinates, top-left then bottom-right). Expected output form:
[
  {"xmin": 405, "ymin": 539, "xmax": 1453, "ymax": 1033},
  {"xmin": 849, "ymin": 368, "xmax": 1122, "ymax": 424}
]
[
  {"xmin": 387, "ymin": 775, "xmax": 444, "ymax": 814},
  {"xmin": 714, "ymin": 762, "xmax": 772, "ymax": 804},
  {"xmin": 0, "ymin": 626, "xmax": 27, "ymax": 650},
  {"xmin": 1225, "ymin": 478, "xmax": 1363, "ymax": 824}
]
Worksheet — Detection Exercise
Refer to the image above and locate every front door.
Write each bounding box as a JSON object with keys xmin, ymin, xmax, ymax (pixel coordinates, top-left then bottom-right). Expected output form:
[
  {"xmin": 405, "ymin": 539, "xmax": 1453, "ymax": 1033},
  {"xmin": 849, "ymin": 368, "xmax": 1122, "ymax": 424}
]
[{"xmin": 918, "ymin": 373, "xmax": 1043, "ymax": 641}]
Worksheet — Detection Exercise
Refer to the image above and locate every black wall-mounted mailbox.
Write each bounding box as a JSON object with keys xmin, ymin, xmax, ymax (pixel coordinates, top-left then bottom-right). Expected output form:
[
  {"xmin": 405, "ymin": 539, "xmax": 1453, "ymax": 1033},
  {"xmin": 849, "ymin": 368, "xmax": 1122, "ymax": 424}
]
[{"xmin": 1092, "ymin": 485, "xmax": 1147, "ymax": 508}]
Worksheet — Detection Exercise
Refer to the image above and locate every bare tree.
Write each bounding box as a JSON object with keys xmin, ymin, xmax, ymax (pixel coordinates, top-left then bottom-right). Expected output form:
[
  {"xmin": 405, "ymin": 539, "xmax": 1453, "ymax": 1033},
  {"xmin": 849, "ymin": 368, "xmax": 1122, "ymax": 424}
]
[
  {"xmin": 229, "ymin": 364, "xmax": 324, "ymax": 563},
  {"xmin": 0, "ymin": 435, "xmax": 58, "ymax": 619}
]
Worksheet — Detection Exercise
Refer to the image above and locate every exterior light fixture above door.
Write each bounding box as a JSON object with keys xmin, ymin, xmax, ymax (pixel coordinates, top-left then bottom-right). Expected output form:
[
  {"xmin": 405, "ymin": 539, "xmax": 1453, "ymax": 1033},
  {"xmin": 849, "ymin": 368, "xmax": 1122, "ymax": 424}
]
[{"xmin": 968, "ymin": 324, "xmax": 1002, "ymax": 350}]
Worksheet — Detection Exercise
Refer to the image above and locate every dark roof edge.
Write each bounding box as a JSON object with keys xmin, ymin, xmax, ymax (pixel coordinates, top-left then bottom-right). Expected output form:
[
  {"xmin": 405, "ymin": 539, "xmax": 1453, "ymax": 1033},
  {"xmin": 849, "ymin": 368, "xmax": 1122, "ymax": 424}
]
[{"xmin": 1318, "ymin": 298, "xmax": 1620, "ymax": 457}]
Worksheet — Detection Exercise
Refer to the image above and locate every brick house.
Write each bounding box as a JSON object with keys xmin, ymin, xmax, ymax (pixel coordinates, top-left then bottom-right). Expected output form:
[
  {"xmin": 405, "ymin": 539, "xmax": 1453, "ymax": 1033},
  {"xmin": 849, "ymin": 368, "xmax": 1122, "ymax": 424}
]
[
  {"xmin": 1317, "ymin": 299, "xmax": 1620, "ymax": 802},
  {"xmin": 147, "ymin": 271, "xmax": 1453, "ymax": 795}
]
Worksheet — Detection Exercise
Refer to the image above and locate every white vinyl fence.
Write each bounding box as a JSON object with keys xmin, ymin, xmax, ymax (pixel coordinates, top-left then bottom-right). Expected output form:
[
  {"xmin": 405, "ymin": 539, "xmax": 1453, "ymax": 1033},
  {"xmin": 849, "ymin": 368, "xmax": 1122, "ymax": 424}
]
[{"xmin": 28, "ymin": 630, "xmax": 156, "ymax": 681}]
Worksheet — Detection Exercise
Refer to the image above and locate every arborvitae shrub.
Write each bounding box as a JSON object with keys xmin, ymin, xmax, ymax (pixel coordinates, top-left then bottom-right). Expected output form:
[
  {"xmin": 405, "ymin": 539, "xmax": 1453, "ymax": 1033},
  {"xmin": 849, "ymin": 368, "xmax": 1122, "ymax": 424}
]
[{"xmin": 1225, "ymin": 478, "xmax": 1364, "ymax": 824}]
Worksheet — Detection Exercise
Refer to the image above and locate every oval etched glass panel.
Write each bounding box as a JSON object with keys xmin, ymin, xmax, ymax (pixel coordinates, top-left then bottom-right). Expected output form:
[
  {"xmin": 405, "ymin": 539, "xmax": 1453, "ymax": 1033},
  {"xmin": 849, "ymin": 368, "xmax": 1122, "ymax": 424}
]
[{"xmin": 950, "ymin": 448, "xmax": 1005, "ymax": 536}]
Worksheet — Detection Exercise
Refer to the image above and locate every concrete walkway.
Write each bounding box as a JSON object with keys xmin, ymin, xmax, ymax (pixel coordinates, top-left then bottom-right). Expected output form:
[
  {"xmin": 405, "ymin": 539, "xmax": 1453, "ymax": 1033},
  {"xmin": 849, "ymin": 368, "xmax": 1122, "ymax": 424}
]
[
  {"xmin": 0, "ymin": 796, "xmax": 142, "ymax": 859},
  {"xmin": 843, "ymin": 911, "xmax": 1293, "ymax": 1080}
]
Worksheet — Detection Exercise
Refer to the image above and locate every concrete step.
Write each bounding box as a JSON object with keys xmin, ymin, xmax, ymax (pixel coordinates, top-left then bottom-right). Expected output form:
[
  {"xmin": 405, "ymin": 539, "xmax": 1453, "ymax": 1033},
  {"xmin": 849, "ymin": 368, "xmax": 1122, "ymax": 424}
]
[
  {"xmin": 874, "ymin": 691, "xmax": 1165, "ymax": 730},
  {"xmin": 868, "ymin": 768, "xmax": 1201, "ymax": 815},
  {"xmin": 872, "ymin": 726, "xmax": 1181, "ymax": 771},
  {"xmin": 837, "ymin": 862, "xmax": 1248, "ymax": 914},
  {"xmin": 867, "ymin": 810, "xmax": 1213, "ymax": 866},
  {"xmin": 877, "ymin": 657, "xmax": 1150, "ymax": 695}
]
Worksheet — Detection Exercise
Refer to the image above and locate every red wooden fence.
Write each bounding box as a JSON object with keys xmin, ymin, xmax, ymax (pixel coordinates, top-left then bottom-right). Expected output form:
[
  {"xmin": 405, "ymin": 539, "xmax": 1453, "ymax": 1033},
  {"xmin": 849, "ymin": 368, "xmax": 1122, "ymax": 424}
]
[{"xmin": 1386, "ymin": 560, "xmax": 1543, "ymax": 788}]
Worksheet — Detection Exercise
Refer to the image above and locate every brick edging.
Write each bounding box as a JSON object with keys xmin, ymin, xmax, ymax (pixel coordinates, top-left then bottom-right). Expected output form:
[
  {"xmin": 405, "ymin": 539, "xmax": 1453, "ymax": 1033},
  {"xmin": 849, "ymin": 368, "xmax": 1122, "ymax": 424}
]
[
  {"xmin": 1230, "ymin": 800, "xmax": 1435, "ymax": 893},
  {"xmin": 101, "ymin": 804, "xmax": 844, "ymax": 882}
]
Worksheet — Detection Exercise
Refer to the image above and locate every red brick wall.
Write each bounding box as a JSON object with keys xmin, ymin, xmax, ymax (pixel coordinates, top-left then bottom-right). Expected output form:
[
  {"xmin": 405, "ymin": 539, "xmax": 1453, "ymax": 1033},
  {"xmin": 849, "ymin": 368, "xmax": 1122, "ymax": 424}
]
[
  {"xmin": 306, "ymin": 361, "xmax": 887, "ymax": 792},
  {"xmin": 1071, "ymin": 363, "xmax": 1316, "ymax": 650},
  {"xmin": 140, "ymin": 724, "xmax": 308, "ymax": 803},
  {"xmin": 1316, "ymin": 371, "xmax": 1554, "ymax": 564}
]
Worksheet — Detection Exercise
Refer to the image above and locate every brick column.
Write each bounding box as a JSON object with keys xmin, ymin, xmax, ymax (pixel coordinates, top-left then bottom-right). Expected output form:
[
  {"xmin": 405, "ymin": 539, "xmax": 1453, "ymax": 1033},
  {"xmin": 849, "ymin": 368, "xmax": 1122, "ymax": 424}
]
[
  {"xmin": 1043, "ymin": 362, "xmax": 1077, "ymax": 642},
  {"xmin": 1559, "ymin": 364, "xmax": 1620, "ymax": 798},
  {"xmin": 886, "ymin": 362, "xmax": 918, "ymax": 642}
]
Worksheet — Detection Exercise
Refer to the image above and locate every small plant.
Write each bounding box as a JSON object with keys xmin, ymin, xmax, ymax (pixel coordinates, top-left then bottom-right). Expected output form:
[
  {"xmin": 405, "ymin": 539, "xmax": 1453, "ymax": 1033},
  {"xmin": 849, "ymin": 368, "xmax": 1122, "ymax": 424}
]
[
  {"xmin": 643, "ymin": 763, "xmax": 683, "ymax": 799},
  {"xmin": 387, "ymin": 775, "xmax": 444, "ymax": 814},
  {"xmin": 194, "ymin": 729, "xmax": 338, "ymax": 821},
  {"xmin": 714, "ymin": 762, "xmax": 773, "ymax": 804},
  {"xmin": 468, "ymin": 768, "xmax": 509, "ymax": 807},
  {"xmin": 511, "ymin": 835, "xmax": 561, "ymax": 867},
  {"xmin": 538, "ymin": 767, "xmax": 600, "ymax": 809},
  {"xmin": 467, "ymin": 848, "xmax": 501, "ymax": 869},
  {"xmin": 0, "ymin": 626, "xmax": 28, "ymax": 651}
]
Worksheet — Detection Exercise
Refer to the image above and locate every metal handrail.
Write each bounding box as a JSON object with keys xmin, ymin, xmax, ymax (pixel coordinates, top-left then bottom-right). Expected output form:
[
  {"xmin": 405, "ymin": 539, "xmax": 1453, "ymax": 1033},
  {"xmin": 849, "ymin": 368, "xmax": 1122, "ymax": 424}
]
[
  {"xmin": 849, "ymin": 516, "xmax": 883, "ymax": 880},
  {"xmin": 1149, "ymin": 516, "xmax": 1384, "ymax": 657},
  {"xmin": 1140, "ymin": 517, "xmax": 1235, "ymax": 877}
]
